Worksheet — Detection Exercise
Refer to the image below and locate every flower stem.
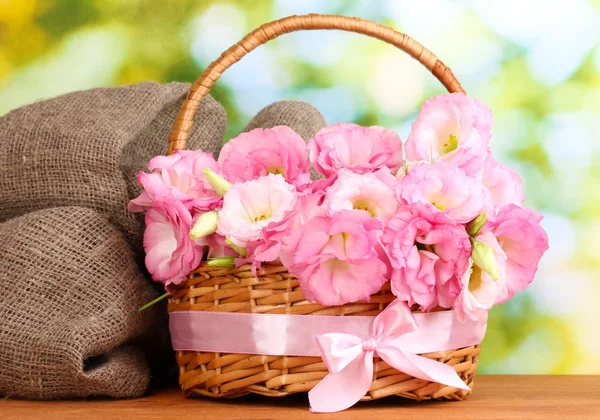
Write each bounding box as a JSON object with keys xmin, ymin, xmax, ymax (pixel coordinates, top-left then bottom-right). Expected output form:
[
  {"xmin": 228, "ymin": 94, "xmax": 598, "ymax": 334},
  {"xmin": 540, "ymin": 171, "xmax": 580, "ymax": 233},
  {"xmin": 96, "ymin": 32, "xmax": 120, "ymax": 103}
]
[{"xmin": 137, "ymin": 292, "xmax": 169, "ymax": 312}]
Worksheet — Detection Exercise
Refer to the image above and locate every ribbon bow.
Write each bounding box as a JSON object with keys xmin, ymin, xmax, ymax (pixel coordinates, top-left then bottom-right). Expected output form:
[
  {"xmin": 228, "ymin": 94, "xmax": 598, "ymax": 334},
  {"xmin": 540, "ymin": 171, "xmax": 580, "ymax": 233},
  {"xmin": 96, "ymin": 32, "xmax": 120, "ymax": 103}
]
[{"xmin": 308, "ymin": 300, "xmax": 470, "ymax": 413}]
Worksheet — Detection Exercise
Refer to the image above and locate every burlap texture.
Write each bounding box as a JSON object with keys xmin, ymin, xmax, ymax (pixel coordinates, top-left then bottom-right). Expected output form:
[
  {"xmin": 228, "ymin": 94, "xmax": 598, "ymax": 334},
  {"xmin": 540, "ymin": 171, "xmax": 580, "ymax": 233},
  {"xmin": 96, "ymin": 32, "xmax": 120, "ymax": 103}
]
[
  {"xmin": 0, "ymin": 79, "xmax": 326, "ymax": 400},
  {"xmin": 243, "ymin": 100, "xmax": 326, "ymax": 141},
  {"xmin": 0, "ymin": 206, "xmax": 165, "ymax": 399},
  {"xmin": 0, "ymin": 82, "xmax": 226, "ymax": 254}
]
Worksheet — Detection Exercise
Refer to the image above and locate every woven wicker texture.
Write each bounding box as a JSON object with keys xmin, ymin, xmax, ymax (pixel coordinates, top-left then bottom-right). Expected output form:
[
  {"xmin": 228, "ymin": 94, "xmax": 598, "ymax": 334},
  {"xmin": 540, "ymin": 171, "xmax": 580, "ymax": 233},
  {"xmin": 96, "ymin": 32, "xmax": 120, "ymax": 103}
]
[
  {"xmin": 167, "ymin": 14, "xmax": 478, "ymax": 402},
  {"xmin": 169, "ymin": 265, "xmax": 479, "ymax": 400}
]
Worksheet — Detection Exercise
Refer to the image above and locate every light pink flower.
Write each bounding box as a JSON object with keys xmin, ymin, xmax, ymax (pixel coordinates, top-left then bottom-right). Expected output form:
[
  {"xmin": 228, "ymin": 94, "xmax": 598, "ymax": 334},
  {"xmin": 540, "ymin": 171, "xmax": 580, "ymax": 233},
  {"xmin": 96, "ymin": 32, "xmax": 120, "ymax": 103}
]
[
  {"xmin": 217, "ymin": 174, "xmax": 297, "ymax": 248},
  {"xmin": 487, "ymin": 205, "xmax": 549, "ymax": 302},
  {"xmin": 322, "ymin": 169, "xmax": 398, "ymax": 221},
  {"xmin": 128, "ymin": 150, "xmax": 222, "ymax": 213},
  {"xmin": 218, "ymin": 126, "xmax": 311, "ymax": 187},
  {"xmin": 398, "ymin": 162, "xmax": 492, "ymax": 223},
  {"xmin": 143, "ymin": 198, "xmax": 203, "ymax": 287},
  {"xmin": 455, "ymin": 230, "xmax": 508, "ymax": 322},
  {"xmin": 280, "ymin": 210, "xmax": 388, "ymax": 306},
  {"xmin": 404, "ymin": 93, "xmax": 492, "ymax": 177},
  {"xmin": 308, "ymin": 123, "xmax": 403, "ymax": 177},
  {"xmin": 244, "ymin": 191, "xmax": 325, "ymax": 265},
  {"xmin": 380, "ymin": 202, "xmax": 471, "ymax": 311},
  {"xmin": 482, "ymin": 155, "xmax": 525, "ymax": 209}
]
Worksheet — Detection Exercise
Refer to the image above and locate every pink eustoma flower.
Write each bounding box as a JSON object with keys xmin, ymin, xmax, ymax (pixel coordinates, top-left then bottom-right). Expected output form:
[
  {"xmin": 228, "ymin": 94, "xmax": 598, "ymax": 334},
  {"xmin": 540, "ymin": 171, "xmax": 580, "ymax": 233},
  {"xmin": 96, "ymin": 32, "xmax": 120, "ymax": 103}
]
[
  {"xmin": 487, "ymin": 204, "xmax": 549, "ymax": 302},
  {"xmin": 482, "ymin": 155, "xmax": 525, "ymax": 210},
  {"xmin": 280, "ymin": 209, "xmax": 388, "ymax": 306},
  {"xmin": 322, "ymin": 169, "xmax": 398, "ymax": 221},
  {"xmin": 128, "ymin": 149, "xmax": 222, "ymax": 213},
  {"xmin": 404, "ymin": 93, "xmax": 492, "ymax": 177},
  {"xmin": 380, "ymin": 202, "xmax": 472, "ymax": 311},
  {"xmin": 218, "ymin": 126, "xmax": 311, "ymax": 187},
  {"xmin": 308, "ymin": 123, "xmax": 403, "ymax": 177},
  {"xmin": 243, "ymin": 191, "xmax": 325, "ymax": 266},
  {"xmin": 455, "ymin": 230, "xmax": 508, "ymax": 322},
  {"xmin": 217, "ymin": 174, "xmax": 297, "ymax": 248},
  {"xmin": 398, "ymin": 162, "xmax": 492, "ymax": 223},
  {"xmin": 143, "ymin": 198, "xmax": 203, "ymax": 287}
]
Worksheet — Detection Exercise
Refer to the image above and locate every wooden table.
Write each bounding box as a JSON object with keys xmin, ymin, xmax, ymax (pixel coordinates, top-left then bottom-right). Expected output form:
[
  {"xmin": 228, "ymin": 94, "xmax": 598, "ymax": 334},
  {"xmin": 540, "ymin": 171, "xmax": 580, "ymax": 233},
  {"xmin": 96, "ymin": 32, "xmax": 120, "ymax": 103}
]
[{"xmin": 1, "ymin": 375, "xmax": 598, "ymax": 420}]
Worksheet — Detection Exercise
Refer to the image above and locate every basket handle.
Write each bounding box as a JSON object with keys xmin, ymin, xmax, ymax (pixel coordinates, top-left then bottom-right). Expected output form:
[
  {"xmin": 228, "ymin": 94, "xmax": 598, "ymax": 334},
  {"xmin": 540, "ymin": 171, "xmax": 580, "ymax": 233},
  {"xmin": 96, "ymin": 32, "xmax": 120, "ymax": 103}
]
[{"xmin": 167, "ymin": 14, "xmax": 465, "ymax": 155}]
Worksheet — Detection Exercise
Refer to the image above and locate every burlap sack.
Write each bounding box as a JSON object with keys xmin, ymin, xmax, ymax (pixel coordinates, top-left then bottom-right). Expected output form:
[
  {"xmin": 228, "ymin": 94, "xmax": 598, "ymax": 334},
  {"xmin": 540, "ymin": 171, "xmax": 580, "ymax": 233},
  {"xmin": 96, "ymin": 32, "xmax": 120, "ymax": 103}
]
[
  {"xmin": 243, "ymin": 100, "xmax": 326, "ymax": 141},
  {"xmin": 0, "ymin": 80, "xmax": 326, "ymax": 400},
  {"xmin": 0, "ymin": 206, "xmax": 165, "ymax": 399},
  {"xmin": 0, "ymin": 82, "xmax": 226, "ymax": 254}
]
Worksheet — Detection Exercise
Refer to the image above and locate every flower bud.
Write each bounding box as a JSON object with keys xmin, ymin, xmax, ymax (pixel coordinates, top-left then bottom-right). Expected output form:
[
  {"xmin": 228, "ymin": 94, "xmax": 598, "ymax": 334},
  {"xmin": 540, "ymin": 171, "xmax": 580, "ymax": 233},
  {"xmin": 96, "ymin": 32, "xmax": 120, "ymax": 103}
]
[
  {"xmin": 225, "ymin": 238, "xmax": 247, "ymax": 258},
  {"xmin": 207, "ymin": 256, "xmax": 235, "ymax": 268},
  {"xmin": 203, "ymin": 167, "xmax": 231, "ymax": 196},
  {"xmin": 189, "ymin": 211, "xmax": 218, "ymax": 241},
  {"xmin": 467, "ymin": 213, "xmax": 488, "ymax": 237},
  {"xmin": 471, "ymin": 238, "xmax": 499, "ymax": 281}
]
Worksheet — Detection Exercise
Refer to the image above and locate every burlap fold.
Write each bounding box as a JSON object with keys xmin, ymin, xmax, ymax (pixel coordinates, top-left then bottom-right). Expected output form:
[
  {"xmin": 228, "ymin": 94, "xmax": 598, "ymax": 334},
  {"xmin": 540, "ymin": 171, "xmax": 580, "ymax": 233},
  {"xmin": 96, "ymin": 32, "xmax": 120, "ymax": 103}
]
[{"xmin": 0, "ymin": 207, "xmax": 163, "ymax": 399}]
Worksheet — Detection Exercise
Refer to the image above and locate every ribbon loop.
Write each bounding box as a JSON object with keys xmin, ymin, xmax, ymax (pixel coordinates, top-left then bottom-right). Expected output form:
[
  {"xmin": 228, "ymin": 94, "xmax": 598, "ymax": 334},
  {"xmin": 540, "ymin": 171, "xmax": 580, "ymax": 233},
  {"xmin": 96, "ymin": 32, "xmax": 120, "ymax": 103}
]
[{"xmin": 308, "ymin": 299, "xmax": 471, "ymax": 413}]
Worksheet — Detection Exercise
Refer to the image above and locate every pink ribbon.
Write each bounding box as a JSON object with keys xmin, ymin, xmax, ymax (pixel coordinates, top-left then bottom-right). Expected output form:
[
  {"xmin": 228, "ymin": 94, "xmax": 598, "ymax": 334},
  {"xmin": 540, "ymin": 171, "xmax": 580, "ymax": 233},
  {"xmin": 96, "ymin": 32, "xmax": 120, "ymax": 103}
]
[
  {"xmin": 308, "ymin": 300, "xmax": 470, "ymax": 412},
  {"xmin": 169, "ymin": 299, "xmax": 486, "ymax": 413}
]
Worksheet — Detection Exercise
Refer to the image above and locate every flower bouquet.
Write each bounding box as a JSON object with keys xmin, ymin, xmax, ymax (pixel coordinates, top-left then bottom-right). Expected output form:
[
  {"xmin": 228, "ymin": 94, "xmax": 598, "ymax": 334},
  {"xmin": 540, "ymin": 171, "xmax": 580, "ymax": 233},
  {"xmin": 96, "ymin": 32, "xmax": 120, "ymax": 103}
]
[{"xmin": 130, "ymin": 15, "xmax": 548, "ymax": 413}]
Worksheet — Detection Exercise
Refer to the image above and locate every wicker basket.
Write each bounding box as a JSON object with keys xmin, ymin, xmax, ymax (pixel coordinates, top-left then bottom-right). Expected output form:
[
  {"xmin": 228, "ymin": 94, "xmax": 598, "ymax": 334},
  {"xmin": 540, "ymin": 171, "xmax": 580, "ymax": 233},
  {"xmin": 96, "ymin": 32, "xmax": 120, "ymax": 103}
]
[{"xmin": 166, "ymin": 14, "xmax": 480, "ymax": 402}]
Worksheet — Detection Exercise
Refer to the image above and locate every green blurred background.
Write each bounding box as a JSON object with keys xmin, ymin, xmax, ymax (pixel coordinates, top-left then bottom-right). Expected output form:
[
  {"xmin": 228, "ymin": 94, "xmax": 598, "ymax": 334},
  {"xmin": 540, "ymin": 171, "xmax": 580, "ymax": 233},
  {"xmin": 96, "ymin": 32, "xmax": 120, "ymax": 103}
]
[{"xmin": 1, "ymin": 0, "xmax": 599, "ymax": 374}]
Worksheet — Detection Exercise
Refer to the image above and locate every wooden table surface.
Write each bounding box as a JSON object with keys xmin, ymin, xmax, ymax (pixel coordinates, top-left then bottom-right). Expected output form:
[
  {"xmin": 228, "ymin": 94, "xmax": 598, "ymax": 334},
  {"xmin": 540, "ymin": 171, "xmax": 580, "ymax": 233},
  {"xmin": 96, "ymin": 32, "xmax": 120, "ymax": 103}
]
[{"xmin": 1, "ymin": 375, "xmax": 598, "ymax": 420}]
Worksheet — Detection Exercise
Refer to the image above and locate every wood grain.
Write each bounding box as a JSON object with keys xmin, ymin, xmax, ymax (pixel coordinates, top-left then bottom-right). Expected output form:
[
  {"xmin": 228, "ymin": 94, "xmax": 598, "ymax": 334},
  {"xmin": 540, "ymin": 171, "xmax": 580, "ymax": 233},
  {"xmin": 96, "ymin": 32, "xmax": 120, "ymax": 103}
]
[{"xmin": 1, "ymin": 375, "xmax": 598, "ymax": 420}]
